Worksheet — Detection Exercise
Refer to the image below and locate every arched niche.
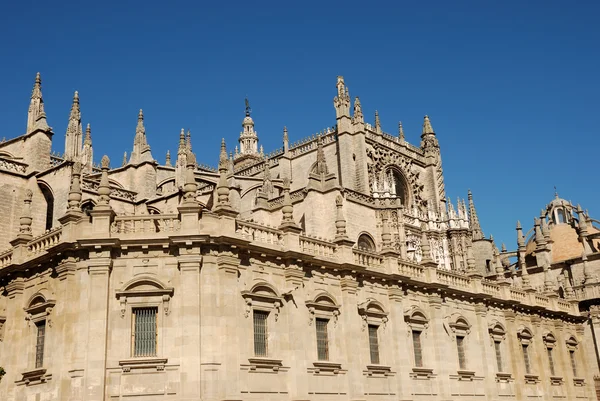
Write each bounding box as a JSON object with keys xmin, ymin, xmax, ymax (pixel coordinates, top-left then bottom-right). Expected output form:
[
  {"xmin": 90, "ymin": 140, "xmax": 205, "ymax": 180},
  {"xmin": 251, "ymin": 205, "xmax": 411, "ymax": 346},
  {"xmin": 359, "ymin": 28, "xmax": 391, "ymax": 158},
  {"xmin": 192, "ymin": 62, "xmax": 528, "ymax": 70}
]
[{"xmin": 37, "ymin": 182, "xmax": 54, "ymax": 230}]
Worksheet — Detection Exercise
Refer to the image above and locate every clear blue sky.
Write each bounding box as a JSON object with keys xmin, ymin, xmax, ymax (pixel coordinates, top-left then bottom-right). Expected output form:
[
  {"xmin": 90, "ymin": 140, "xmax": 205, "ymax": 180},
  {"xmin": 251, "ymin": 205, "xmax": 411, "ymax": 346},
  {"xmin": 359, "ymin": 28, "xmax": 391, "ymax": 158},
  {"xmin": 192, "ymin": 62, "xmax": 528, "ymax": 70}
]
[{"xmin": 1, "ymin": 0, "xmax": 599, "ymax": 250}]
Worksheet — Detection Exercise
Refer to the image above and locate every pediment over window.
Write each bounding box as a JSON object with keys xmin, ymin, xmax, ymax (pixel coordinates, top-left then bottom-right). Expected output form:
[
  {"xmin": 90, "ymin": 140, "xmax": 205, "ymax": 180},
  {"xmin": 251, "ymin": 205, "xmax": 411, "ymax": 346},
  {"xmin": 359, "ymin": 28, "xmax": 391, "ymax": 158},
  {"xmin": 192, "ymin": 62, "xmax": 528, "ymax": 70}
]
[
  {"xmin": 115, "ymin": 276, "xmax": 174, "ymax": 317},
  {"xmin": 116, "ymin": 276, "xmax": 174, "ymax": 298},
  {"xmin": 24, "ymin": 293, "xmax": 55, "ymax": 323},
  {"xmin": 404, "ymin": 306, "xmax": 429, "ymax": 330},
  {"xmin": 488, "ymin": 320, "xmax": 506, "ymax": 341},
  {"xmin": 517, "ymin": 326, "xmax": 534, "ymax": 344},
  {"xmin": 241, "ymin": 282, "xmax": 284, "ymax": 320},
  {"xmin": 358, "ymin": 299, "xmax": 388, "ymax": 330},
  {"xmin": 306, "ymin": 292, "xmax": 341, "ymax": 326},
  {"xmin": 448, "ymin": 315, "xmax": 471, "ymax": 335}
]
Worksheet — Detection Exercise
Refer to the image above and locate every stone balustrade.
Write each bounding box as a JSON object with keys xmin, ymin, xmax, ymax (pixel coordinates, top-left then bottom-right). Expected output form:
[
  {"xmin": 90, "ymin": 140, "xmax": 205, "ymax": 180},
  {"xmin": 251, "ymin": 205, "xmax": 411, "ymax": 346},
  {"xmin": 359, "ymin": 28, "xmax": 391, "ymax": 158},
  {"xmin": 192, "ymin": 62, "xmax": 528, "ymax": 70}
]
[
  {"xmin": 353, "ymin": 248, "xmax": 384, "ymax": 268},
  {"xmin": 299, "ymin": 235, "xmax": 336, "ymax": 258},
  {"xmin": 235, "ymin": 220, "xmax": 284, "ymax": 246},
  {"xmin": 111, "ymin": 214, "xmax": 181, "ymax": 235},
  {"xmin": 27, "ymin": 227, "xmax": 63, "ymax": 257},
  {"xmin": 0, "ymin": 213, "xmax": 582, "ymax": 317},
  {"xmin": 0, "ymin": 249, "xmax": 12, "ymax": 268}
]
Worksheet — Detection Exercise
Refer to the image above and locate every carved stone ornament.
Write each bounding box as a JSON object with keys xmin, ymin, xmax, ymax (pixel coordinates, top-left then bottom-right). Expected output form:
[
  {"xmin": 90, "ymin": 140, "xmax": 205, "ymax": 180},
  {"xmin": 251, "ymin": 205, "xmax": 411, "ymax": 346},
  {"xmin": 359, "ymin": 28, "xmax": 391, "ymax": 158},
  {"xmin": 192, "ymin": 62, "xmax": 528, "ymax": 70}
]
[
  {"xmin": 306, "ymin": 293, "xmax": 341, "ymax": 327},
  {"xmin": 365, "ymin": 145, "xmax": 425, "ymax": 207},
  {"xmin": 358, "ymin": 299, "xmax": 389, "ymax": 331},
  {"xmin": 241, "ymin": 283, "xmax": 284, "ymax": 321}
]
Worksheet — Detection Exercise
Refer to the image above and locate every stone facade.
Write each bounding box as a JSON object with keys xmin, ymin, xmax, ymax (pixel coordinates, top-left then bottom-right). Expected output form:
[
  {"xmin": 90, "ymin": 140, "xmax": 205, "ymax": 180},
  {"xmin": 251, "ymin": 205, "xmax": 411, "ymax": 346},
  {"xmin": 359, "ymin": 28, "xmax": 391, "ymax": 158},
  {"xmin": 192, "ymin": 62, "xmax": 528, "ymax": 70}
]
[{"xmin": 0, "ymin": 74, "xmax": 597, "ymax": 401}]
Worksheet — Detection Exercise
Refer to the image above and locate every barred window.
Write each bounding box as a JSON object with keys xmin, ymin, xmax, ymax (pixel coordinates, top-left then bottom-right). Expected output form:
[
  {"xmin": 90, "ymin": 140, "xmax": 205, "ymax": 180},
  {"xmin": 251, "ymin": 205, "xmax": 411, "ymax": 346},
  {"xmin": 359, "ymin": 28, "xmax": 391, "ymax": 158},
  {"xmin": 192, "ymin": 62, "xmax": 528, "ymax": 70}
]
[
  {"xmin": 456, "ymin": 335, "xmax": 466, "ymax": 370},
  {"xmin": 35, "ymin": 320, "xmax": 46, "ymax": 368},
  {"xmin": 253, "ymin": 310, "xmax": 269, "ymax": 357},
  {"xmin": 368, "ymin": 324, "xmax": 380, "ymax": 364},
  {"xmin": 494, "ymin": 341, "xmax": 503, "ymax": 372},
  {"xmin": 315, "ymin": 318, "xmax": 329, "ymax": 361},
  {"xmin": 132, "ymin": 307, "xmax": 157, "ymax": 357},
  {"xmin": 569, "ymin": 350, "xmax": 577, "ymax": 377},
  {"xmin": 412, "ymin": 330, "xmax": 423, "ymax": 367},
  {"xmin": 522, "ymin": 344, "xmax": 531, "ymax": 374},
  {"xmin": 547, "ymin": 347, "xmax": 555, "ymax": 376}
]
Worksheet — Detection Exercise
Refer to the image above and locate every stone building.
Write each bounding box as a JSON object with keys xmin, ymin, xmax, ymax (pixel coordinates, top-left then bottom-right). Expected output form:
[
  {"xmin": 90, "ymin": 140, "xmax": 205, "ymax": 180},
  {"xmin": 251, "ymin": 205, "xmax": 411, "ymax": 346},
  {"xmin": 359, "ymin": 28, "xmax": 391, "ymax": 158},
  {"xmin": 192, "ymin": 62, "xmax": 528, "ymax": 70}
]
[{"xmin": 0, "ymin": 74, "xmax": 597, "ymax": 401}]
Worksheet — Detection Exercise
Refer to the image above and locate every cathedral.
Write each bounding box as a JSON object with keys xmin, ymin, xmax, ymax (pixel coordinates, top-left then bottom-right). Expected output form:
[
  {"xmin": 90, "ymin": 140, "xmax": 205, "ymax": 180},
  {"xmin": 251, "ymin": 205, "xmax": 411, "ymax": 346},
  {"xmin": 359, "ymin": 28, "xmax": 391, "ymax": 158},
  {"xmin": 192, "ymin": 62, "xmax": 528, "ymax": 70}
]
[{"xmin": 0, "ymin": 73, "xmax": 598, "ymax": 401}]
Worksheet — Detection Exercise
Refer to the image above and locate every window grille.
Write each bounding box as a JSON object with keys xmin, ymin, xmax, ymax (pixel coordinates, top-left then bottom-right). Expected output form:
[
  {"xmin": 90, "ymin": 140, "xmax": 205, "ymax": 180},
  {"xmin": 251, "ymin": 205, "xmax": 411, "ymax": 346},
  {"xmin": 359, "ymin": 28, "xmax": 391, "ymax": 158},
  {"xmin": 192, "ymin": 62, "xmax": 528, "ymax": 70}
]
[
  {"xmin": 253, "ymin": 310, "xmax": 268, "ymax": 357},
  {"xmin": 494, "ymin": 341, "xmax": 503, "ymax": 372},
  {"xmin": 547, "ymin": 347, "xmax": 555, "ymax": 376},
  {"xmin": 315, "ymin": 318, "xmax": 329, "ymax": 361},
  {"xmin": 456, "ymin": 336, "xmax": 466, "ymax": 370},
  {"xmin": 412, "ymin": 330, "xmax": 423, "ymax": 367},
  {"xmin": 569, "ymin": 350, "xmax": 578, "ymax": 377},
  {"xmin": 522, "ymin": 344, "xmax": 531, "ymax": 374},
  {"xmin": 132, "ymin": 307, "xmax": 157, "ymax": 357},
  {"xmin": 368, "ymin": 324, "xmax": 380, "ymax": 364},
  {"xmin": 35, "ymin": 320, "xmax": 46, "ymax": 368}
]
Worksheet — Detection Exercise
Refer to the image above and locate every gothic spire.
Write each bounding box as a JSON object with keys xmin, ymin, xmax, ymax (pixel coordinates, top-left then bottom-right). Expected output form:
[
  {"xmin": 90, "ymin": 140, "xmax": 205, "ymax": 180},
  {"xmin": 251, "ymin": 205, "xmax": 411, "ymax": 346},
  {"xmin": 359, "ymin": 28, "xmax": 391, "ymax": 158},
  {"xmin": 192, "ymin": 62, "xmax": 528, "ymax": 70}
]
[
  {"xmin": 218, "ymin": 138, "xmax": 228, "ymax": 172},
  {"xmin": 375, "ymin": 110, "xmax": 381, "ymax": 132},
  {"xmin": 398, "ymin": 121, "xmax": 405, "ymax": 141},
  {"xmin": 130, "ymin": 109, "xmax": 153, "ymax": 164},
  {"xmin": 352, "ymin": 97, "xmax": 364, "ymax": 124},
  {"xmin": 468, "ymin": 190, "xmax": 484, "ymax": 240},
  {"xmin": 81, "ymin": 123, "xmax": 94, "ymax": 174},
  {"xmin": 315, "ymin": 135, "xmax": 328, "ymax": 175},
  {"xmin": 65, "ymin": 91, "xmax": 83, "ymax": 161},
  {"xmin": 333, "ymin": 76, "xmax": 351, "ymax": 118},
  {"xmin": 283, "ymin": 126, "xmax": 289, "ymax": 153},
  {"xmin": 27, "ymin": 72, "xmax": 49, "ymax": 133},
  {"xmin": 178, "ymin": 128, "xmax": 186, "ymax": 155},
  {"xmin": 422, "ymin": 115, "xmax": 435, "ymax": 135},
  {"xmin": 165, "ymin": 150, "xmax": 172, "ymax": 167},
  {"xmin": 186, "ymin": 129, "xmax": 192, "ymax": 152}
]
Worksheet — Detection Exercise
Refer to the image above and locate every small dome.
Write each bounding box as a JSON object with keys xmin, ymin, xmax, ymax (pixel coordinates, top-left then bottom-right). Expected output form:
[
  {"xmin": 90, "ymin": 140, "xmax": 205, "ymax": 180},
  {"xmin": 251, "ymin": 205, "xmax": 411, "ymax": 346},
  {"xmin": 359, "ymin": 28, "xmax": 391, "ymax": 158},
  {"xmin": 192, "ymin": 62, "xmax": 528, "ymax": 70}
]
[{"xmin": 243, "ymin": 116, "xmax": 254, "ymax": 126}]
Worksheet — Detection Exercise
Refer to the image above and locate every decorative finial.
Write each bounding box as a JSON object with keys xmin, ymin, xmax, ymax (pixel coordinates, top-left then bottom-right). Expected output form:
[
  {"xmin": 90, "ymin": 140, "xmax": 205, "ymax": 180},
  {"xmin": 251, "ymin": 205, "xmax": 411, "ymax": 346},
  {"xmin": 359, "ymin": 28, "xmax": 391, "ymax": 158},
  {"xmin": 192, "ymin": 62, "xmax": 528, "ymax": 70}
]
[
  {"xmin": 283, "ymin": 126, "xmax": 289, "ymax": 153},
  {"xmin": 182, "ymin": 150, "xmax": 198, "ymax": 205},
  {"xmin": 245, "ymin": 97, "xmax": 252, "ymax": 117},
  {"xmin": 374, "ymin": 110, "xmax": 381, "ymax": 132},
  {"xmin": 67, "ymin": 162, "xmax": 83, "ymax": 210},
  {"xmin": 554, "ymin": 186, "xmax": 558, "ymax": 199},
  {"xmin": 165, "ymin": 150, "xmax": 171, "ymax": 167},
  {"xmin": 219, "ymin": 138, "xmax": 228, "ymax": 171},
  {"xmin": 18, "ymin": 189, "xmax": 34, "ymax": 235},
  {"xmin": 122, "ymin": 151, "xmax": 127, "ymax": 166},
  {"xmin": 98, "ymin": 156, "xmax": 111, "ymax": 206}
]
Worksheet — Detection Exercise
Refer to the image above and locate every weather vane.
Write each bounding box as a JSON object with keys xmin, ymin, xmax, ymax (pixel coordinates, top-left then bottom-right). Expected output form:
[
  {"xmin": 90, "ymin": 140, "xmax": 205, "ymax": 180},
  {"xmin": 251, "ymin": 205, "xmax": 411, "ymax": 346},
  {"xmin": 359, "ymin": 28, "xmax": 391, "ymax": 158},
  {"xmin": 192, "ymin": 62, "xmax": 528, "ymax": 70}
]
[{"xmin": 245, "ymin": 97, "xmax": 251, "ymax": 117}]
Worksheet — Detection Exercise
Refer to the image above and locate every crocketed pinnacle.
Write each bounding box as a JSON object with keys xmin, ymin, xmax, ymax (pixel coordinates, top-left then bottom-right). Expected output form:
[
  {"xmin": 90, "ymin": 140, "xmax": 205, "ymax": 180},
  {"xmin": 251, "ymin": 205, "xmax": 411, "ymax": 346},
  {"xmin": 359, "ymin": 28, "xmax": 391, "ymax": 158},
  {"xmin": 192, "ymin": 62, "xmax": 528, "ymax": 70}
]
[
  {"xmin": 178, "ymin": 128, "xmax": 186, "ymax": 154},
  {"xmin": 186, "ymin": 130, "xmax": 192, "ymax": 152},
  {"xmin": 375, "ymin": 110, "xmax": 381, "ymax": 132},
  {"xmin": 398, "ymin": 121, "xmax": 405, "ymax": 141},
  {"xmin": 468, "ymin": 190, "xmax": 484, "ymax": 240},
  {"xmin": 65, "ymin": 91, "xmax": 83, "ymax": 160},
  {"xmin": 422, "ymin": 115, "xmax": 434, "ymax": 135},
  {"xmin": 353, "ymin": 97, "xmax": 364, "ymax": 123},
  {"xmin": 84, "ymin": 123, "xmax": 92, "ymax": 145},
  {"xmin": 218, "ymin": 138, "xmax": 228, "ymax": 171},
  {"xmin": 130, "ymin": 109, "xmax": 153, "ymax": 164}
]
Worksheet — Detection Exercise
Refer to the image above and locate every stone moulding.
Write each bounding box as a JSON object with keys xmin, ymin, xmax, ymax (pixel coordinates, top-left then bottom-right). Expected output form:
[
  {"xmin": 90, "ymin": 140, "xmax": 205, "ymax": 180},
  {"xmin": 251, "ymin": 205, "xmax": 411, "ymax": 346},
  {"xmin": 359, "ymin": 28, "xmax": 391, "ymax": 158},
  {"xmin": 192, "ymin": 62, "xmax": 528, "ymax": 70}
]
[
  {"xmin": 246, "ymin": 357, "xmax": 284, "ymax": 372},
  {"xmin": 310, "ymin": 361, "xmax": 343, "ymax": 374},
  {"xmin": 410, "ymin": 367, "xmax": 434, "ymax": 379},
  {"xmin": 119, "ymin": 357, "xmax": 168, "ymax": 372},
  {"xmin": 17, "ymin": 368, "xmax": 51, "ymax": 386}
]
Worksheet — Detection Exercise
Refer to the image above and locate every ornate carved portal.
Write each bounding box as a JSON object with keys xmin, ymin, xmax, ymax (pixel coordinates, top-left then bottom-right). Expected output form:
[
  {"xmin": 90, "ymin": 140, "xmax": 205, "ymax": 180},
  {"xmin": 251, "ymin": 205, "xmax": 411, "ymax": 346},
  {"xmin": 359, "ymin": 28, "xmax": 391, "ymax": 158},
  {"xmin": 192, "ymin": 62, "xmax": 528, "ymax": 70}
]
[{"xmin": 366, "ymin": 145, "xmax": 425, "ymax": 207}]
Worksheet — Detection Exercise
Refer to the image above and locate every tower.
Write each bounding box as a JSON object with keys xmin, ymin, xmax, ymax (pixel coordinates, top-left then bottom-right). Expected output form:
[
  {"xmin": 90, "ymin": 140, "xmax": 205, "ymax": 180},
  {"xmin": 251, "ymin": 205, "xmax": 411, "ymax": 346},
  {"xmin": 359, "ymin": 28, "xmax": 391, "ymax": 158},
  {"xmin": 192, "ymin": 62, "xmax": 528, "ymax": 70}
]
[{"xmin": 235, "ymin": 98, "xmax": 260, "ymax": 165}]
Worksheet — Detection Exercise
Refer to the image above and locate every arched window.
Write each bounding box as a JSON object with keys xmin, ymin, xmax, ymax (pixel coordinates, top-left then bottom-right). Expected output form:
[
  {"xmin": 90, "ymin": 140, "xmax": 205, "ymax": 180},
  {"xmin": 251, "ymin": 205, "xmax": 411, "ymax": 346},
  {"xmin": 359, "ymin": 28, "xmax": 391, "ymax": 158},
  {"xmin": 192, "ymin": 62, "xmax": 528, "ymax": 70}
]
[
  {"xmin": 517, "ymin": 327, "xmax": 534, "ymax": 375},
  {"xmin": 38, "ymin": 183, "xmax": 54, "ymax": 230},
  {"xmin": 391, "ymin": 169, "xmax": 408, "ymax": 205},
  {"xmin": 488, "ymin": 322, "xmax": 507, "ymax": 374},
  {"xmin": 357, "ymin": 233, "xmax": 376, "ymax": 252}
]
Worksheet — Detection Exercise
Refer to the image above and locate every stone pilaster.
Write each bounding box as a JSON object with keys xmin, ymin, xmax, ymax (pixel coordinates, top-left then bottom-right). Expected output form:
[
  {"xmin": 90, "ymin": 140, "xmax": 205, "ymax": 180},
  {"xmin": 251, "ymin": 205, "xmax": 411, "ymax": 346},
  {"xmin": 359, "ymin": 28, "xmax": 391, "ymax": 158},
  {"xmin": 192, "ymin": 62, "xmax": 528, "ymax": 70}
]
[
  {"xmin": 83, "ymin": 253, "xmax": 112, "ymax": 400},
  {"xmin": 218, "ymin": 251, "xmax": 242, "ymax": 400},
  {"xmin": 338, "ymin": 275, "xmax": 364, "ymax": 400},
  {"xmin": 177, "ymin": 246, "xmax": 202, "ymax": 400}
]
